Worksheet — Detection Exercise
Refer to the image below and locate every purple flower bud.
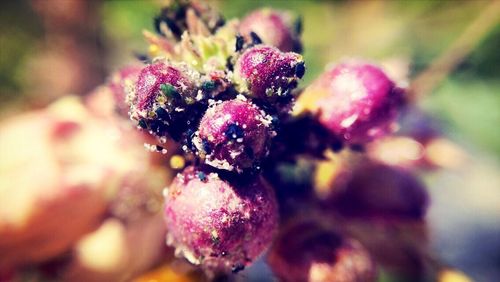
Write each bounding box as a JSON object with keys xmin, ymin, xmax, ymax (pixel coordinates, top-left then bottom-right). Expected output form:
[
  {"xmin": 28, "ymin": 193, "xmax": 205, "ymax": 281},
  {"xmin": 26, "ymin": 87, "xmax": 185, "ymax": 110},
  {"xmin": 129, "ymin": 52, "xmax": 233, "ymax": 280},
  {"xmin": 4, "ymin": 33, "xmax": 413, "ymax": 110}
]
[
  {"xmin": 133, "ymin": 62, "xmax": 198, "ymax": 112},
  {"xmin": 234, "ymin": 45, "xmax": 304, "ymax": 100},
  {"xmin": 108, "ymin": 65, "xmax": 142, "ymax": 116},
  {"xmin": 268, "ymin": 221, "xmax": 377, "ymax": 282},
  {"xmin": 239, "ymin": 8, "xmax": 302, "ymax": 52},
  {"xmin": 127, "ymin": 61, "xmax": 204, "ymax": 141},
  {"xmin": 195, "ymin": 98, "xmax": 274, "ymax": 172},
  {"xmin": 329, "ymin": 163, "xmax": 429, "ymax": 219},
  {"xmin": 164, "ymin": 166, "xmax": 278, "ymax": 273},
  {"xmin": 303, "ymin": 61, "xmax": 403, "ymax": 144}
]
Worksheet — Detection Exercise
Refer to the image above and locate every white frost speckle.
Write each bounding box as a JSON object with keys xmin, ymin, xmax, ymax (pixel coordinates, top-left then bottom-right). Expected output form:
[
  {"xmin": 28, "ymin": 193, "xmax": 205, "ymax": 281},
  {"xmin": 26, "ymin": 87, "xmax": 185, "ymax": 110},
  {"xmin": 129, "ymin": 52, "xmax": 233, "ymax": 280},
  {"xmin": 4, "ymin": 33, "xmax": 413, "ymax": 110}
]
[{"xmin": 341, "ymin": 114, "xmax": 359, "ymax": 128}]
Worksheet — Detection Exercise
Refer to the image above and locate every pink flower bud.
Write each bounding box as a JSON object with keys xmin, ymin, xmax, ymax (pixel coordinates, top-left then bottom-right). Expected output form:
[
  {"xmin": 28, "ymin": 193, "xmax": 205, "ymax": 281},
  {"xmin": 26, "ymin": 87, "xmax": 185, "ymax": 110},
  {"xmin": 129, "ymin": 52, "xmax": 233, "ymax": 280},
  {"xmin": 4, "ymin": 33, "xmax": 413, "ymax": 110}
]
[
  {"xmin": 268, "ymin": 222, "xmax": 377, "ymax": 282},
  {"xmin": 303, "ymin": 61, "xmax": 403, "ymax": 145},
  {"xmin": 239, "ymin": 8, "xmax": 302, "ymax": 52},
  {"xmin": 108, "ymin": 65, "xmax": 142, "ymax": 116},
  {"xmin": 329, "ymin": 163, "xmax": 429, "ymax": 219},
  {"xmin": 133, "ymin": 62, "xmax": 198, "ymax": 112},
  {"xmin": 234, "ymin": 45, "xmax": 304, "ymax": 101},
  {"xmin": 195, "ymin": 98, "xmax": 274, "ymax": 172},
  {"xmin": 164, "ymin": 166, "xmax": 278, "ymax": 274}
]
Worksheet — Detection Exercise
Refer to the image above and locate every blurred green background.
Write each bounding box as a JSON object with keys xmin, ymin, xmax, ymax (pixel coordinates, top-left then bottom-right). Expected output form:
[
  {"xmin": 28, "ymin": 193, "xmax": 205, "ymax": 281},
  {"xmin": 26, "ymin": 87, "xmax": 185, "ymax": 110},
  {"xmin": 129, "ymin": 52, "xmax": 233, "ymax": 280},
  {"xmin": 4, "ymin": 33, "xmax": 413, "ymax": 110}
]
[{"xmin": 1, "ymin": 1, "xmax": 499, "ymax": 281}]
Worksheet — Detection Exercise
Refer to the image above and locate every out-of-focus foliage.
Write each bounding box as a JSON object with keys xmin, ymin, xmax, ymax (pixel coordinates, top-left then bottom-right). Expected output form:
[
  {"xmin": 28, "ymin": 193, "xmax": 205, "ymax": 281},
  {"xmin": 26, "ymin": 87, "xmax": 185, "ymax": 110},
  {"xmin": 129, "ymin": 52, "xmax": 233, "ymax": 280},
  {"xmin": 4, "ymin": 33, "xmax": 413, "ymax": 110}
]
[
  {"xmin": 422, "ymin": 25, "xmax": 500, "ymax": 157},
  {"xmin": 0, "ymin": 1, "xmax": 42, "ymax": 105},
  {"xmin": 100, "ymin": 1, "xmax": 159, "ymax": 67}
]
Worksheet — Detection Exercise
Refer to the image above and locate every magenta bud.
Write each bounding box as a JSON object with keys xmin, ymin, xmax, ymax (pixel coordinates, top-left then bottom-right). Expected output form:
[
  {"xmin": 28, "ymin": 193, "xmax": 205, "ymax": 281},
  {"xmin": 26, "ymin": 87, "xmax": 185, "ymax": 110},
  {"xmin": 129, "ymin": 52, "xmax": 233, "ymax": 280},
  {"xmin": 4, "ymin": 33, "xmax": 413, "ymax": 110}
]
[
  {"xmin": 108, "ymin": 65, "xmax": 142, "ymax": 116},
  {"xmin": 268, "ymin": 222, "xmax": 377, "ymax": 282},
  {"xmin": 305, "ymin": 61, "xmax": 403, "ymax": 144},
  {"xmin": 329, "ymin": 163, "xmax": 429, "ymax": 220},
  {"xmin": 234, "ymin": 45, "xmax": 304, "ymax": 100},
  {"xmin": 127, "ymin": 61, "xmax": 203, "ymax": 140},
  {"xmin": 133, "ymin": 62, "xmax": 197, "ymax": 112},
  {"xmin": 239, "ymin": 8, "xmax": 302, "ymax": 52},
  {"xmin": 195, "ymin": 98, "xmax": 274, "ymax": 172},
  {"xmin": 164, "ymin": 166, "xmax": 278, "ymax": 273}
]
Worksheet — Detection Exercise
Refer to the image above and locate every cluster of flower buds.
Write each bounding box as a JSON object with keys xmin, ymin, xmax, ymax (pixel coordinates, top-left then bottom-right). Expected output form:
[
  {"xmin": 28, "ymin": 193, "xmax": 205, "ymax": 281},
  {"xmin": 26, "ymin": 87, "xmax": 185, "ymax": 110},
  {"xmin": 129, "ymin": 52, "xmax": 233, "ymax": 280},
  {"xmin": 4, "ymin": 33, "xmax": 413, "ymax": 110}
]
[
  {"xmin": 128, "ymin": 20, "xmax": 304, "ymax": 174},
  {"xmin": 123, "ymin": 0, "xmax": 308, "ymax": 276},
  {"xmin": 120, "ymin": 1, "xmax": 438, "ymax": 281},
  {"xmin": 0, "ymin": 1, "xmax": 465, "ymax": 281}
]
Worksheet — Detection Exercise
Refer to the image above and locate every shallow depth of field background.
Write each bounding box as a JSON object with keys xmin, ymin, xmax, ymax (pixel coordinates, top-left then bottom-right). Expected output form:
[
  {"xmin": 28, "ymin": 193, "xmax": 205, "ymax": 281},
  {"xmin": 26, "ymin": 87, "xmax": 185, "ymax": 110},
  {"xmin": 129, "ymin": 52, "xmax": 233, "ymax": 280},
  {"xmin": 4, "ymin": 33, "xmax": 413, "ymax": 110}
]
[{"xmin": 1, "ymin": 1, "xmax": 499, "ymax": 281}]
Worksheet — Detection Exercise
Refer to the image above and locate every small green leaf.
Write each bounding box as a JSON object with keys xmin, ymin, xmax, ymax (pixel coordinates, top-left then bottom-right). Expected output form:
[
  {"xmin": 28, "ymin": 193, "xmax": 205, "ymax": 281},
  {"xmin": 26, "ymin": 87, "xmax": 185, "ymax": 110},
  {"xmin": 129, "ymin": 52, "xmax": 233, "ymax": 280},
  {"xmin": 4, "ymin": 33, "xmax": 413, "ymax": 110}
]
[{"xmin": 160, "ymin": 83, "xmax": 181, "ymax": 99}]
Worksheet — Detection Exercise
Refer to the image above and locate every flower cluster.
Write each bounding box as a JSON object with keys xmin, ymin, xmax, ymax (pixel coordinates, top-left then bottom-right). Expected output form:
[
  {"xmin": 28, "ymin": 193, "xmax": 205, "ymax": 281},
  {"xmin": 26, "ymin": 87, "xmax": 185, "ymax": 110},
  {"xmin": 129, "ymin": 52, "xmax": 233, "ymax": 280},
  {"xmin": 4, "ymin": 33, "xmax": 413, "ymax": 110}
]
[
  {"xmin": 120, "ymin": 1, "xmax": 429, "ymax": 280},
  {"xmin": 0, "ymin": 1, "xmax": 470, "ymax": 281},
  {"xmin": 123, "ymin": 1, "xmax": 308, "ymax": 275}
]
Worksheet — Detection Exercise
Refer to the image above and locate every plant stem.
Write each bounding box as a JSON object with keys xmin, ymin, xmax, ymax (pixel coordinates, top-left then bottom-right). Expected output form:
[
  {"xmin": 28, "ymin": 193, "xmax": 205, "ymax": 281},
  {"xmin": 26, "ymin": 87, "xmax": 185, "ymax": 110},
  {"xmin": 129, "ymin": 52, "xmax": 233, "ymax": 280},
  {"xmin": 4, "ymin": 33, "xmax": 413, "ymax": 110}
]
[{"xmin": 408, "ymin": 0, "xmax": 500, "ymax": 102}]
